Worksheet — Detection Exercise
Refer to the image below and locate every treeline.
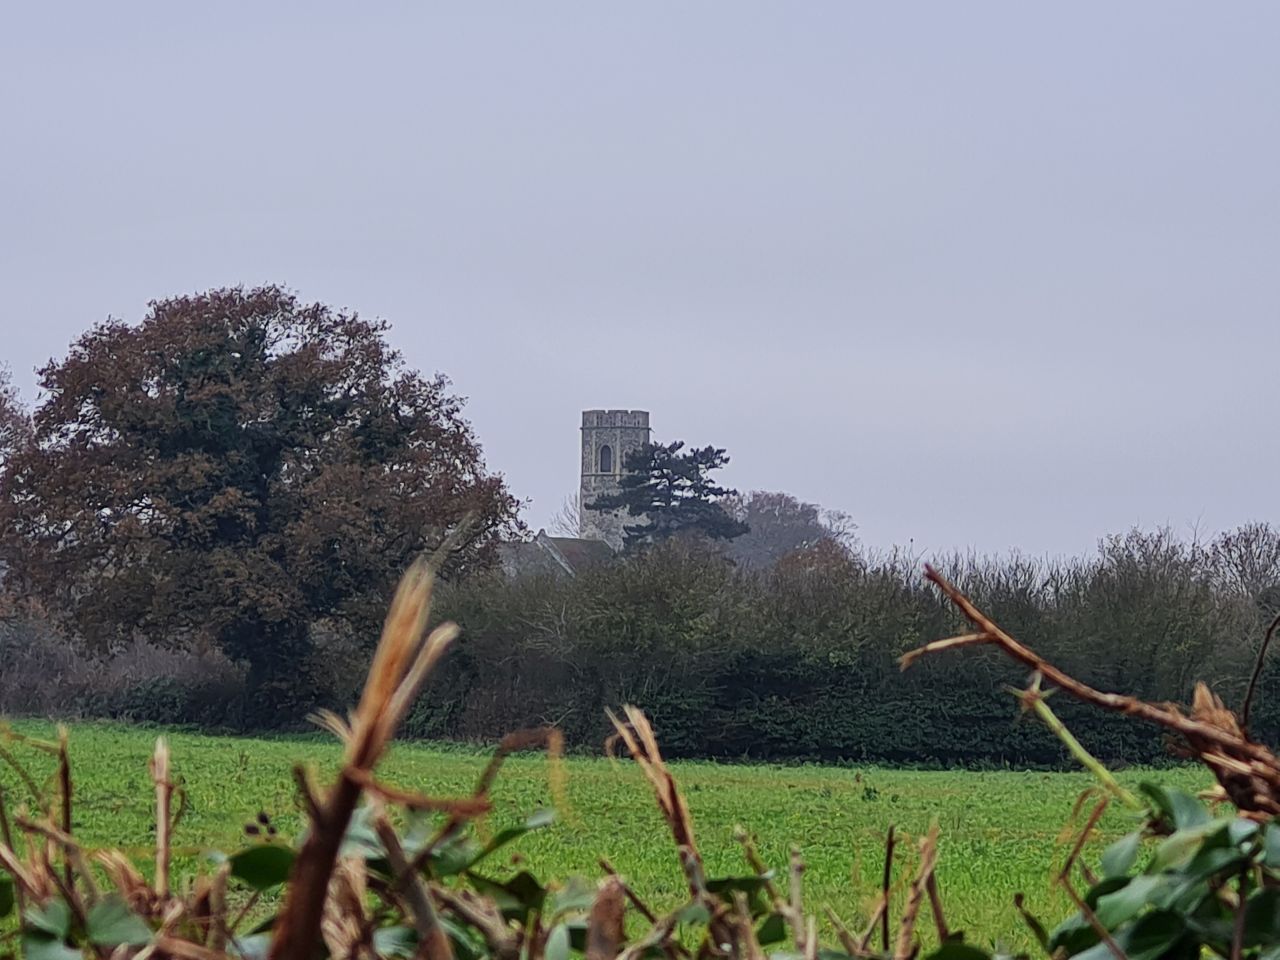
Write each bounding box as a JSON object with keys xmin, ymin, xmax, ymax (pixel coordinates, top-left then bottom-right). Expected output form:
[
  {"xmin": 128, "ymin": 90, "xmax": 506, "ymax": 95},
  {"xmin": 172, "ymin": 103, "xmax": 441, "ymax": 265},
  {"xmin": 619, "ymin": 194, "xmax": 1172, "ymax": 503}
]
[
  {"xmin": 413, "ymin": 523, "xmax": 1280, "ymax": 765},
  {"xmin": 4, "ymin": 522, "xmax": 1279, "ymax": 765}
]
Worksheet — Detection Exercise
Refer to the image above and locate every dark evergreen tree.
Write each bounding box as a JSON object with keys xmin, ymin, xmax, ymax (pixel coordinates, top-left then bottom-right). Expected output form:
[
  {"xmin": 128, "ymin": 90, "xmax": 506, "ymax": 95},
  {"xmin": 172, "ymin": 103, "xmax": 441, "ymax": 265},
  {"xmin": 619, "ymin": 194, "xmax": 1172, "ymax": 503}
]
[{"xmin": 589, "ymin": 441, "xmax": 749, "ymax": 549}]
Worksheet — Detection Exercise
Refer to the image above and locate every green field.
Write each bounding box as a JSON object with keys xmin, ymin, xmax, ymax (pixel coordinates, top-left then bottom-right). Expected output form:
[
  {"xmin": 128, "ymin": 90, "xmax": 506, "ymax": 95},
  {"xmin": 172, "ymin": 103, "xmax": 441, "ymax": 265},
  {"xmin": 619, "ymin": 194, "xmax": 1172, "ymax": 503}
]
[{"xmin": 0, "ymin": 721, "xmax": 1206, "ymax": 952}]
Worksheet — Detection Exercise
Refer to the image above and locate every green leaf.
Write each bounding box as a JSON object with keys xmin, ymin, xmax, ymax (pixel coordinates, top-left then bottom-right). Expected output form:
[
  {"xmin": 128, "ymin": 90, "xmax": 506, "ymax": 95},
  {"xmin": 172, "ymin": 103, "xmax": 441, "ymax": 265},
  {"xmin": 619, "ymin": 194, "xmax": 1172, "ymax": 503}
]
[
  {"xmin": 24, "ymin": 900, "xmax": 72, "ymax": 939},
  {"xmin": 706, "ymin": 875, "xmax": 773, "ymax": 916},
  {"xmin": 1138, "ymin": 784, "xmax": 1210, "ymax": 831},
  {"xmin": 373, "ymin": 926, "xmax": 417, "ymax": 958},
  {"xmin": 339, "ymin": 806, "xmax": 386, "ymax": 860},
  {"xmin": 1047, "ymin": 911, "xmax": 1098, "ymax": 955},
  {"xmin": 1228, "ymin": 819, "xmax": 1259, "ymax": 847},
  {"xmin": 1264, "ymin": 823, "xmax": 1280, "ymax": 870},
  {"xmin": 20, "ymin": 935, "xmax": 81, "ymax": 960},
  {"xmin": 430, "ymin": 836, "xmax": 484, "ymax": 878},
  {"xmin": 470, "ymin": 809, "xmax": 557, "ymax": 868},
  {"xmin": 1014, "ymin": 896, "xmax": 1049, "ymax": 952},
  {"xmin": 229, "ymin": 844, "xmax": 296, "ymax": 891},
  {"xmin": 1095, "ymin": 875, "xmax": 1166, "ymax": 928},
  {"xmin": 1100, "ymin": 832, "xmax": 1142, "ymax": 878},
  {"xmin": 549, "ymin": 876, "xmax": 597, "ymax": 918},
  {"xmin": 85, "ymin": 895, "xmax": 152, "ymax": 946},
  {"xmin": 1122, "ymin": 910, "xmax": 1187, "ymax": 960},
  {"xmin": 674, "ymin": 902, "xmax": 711, "ymax": 926},
  {"xmin": 439, "ymin": 916, "xmax": 486, "ymax": 960},
  {"xmin": 1150, "ymin": 821, "xmax": 1232, "ymax": 872},
  {"xmin": 0, "ymin": 875, "xmax": 14, "ymax": 918},
  {"xmin": 467, "ymin": 871, "xmax": 547, "ymax": 919},
  {"xmin": 1244, "ymin": 887, "xmax": 1280, "ymax": 946},
  {"xmin": 1082, "ymin": 876, "xmax": 1129, "ymax": 910},
  {"xmin": 757, "ymin": 913, "xmax": 788, "ymax": 946},
  {"xmin": 545, "ymin": 923, "xmax": 571, "ymax": 960}
]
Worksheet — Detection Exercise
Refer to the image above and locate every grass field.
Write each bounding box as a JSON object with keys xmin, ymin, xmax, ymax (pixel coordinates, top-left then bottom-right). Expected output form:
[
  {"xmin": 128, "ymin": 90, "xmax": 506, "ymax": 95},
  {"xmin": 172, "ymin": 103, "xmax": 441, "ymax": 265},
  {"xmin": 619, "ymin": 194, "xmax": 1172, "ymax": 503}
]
[{"xmin": 0, "ymin": 720, "xmax": 1206, "ymax": 952}]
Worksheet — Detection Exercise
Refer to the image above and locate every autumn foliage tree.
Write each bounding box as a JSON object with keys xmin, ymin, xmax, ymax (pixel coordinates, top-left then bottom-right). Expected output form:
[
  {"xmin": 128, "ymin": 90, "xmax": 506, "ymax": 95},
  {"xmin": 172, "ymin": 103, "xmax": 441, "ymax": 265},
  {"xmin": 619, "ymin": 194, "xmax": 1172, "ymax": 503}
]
[
  {"xmin": 721, "ymin": 490, "xmax": 857, "ymax": 570},
  {"xmin": 0, "ymin": 286, "xmax": 520, "ymax": 718},
  {"xmin": 0, "ymin": 366, "xmax": 27, "ymax": 471}
]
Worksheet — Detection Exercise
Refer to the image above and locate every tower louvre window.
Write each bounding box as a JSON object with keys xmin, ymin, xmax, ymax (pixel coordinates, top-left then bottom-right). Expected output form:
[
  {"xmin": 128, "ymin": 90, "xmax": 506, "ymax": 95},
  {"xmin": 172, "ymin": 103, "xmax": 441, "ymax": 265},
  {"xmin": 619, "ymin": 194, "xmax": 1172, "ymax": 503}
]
[{"xmin": 598, "ymin": 444, "xmax": 613, "ymax": 473}]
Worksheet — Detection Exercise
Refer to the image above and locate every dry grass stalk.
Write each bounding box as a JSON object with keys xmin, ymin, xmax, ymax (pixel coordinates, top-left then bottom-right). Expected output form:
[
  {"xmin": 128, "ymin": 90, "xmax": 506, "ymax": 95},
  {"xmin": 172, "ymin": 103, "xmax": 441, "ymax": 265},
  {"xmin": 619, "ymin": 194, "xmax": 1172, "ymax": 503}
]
[
  {"xmin": 893, "ymin": 825, "xmax": 939, "ymax": 960},
  {"xmin": 586, "ymin": 877, "xmax": 627, "ymax": 960},
  {"xmin": 880, "ymin": 824, "xmax": 896, "ymax": 952},
  {"xmin": 151, "ymin": 737, "xmax": 173, "ymax": 899},
  {"xmin": 373, "ymin": 806, "xmax": 453, "ymax": 960},
  {"xmin": 903, "ymin": 564, "xmax": 1280, "ymax": 819},
  {"xmin": 57, "ymin": 726, "xmax": 73, "ymax": 894},
  {"xmin": 735, "ymin": 892, "xmax": 767, "ymax": 960},
  {"xmin": 269, "ymin": 558, "xmax": 461, "ymax": 960},
  {"xmin": 1243, "ymin": 610, "xmax": 1280, "ymax": 732},
  {"xmin": 606, "ymin": 706, "xmax": 699, "ymax": 883}
]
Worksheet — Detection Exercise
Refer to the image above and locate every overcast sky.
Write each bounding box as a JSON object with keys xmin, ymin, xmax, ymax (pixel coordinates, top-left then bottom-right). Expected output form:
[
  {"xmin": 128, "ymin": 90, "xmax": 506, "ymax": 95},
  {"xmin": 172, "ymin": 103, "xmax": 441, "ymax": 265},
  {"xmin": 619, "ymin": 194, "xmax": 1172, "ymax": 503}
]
[{"xmin": 2, "ymin": 3, "xmax": 1277, "ymax": 558}]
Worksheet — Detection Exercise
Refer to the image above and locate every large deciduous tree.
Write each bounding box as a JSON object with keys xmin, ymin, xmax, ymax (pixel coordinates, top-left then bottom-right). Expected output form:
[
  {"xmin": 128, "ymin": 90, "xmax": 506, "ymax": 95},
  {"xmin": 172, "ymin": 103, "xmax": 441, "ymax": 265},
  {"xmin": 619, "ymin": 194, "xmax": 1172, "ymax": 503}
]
[
  {"xmin": 590, "ymin": 441, "xmax": 748, "ymax": 549},
  {"xmin": 0, "ymin": 366, "xmax": 27, "ymax": 470},
  {"xmin": 721, "ymin": 490, "xmax": 857, "ymax": 570},
  {"xmin": 0, "ymin": 286, "xmax": 520, "ymax": 716}
]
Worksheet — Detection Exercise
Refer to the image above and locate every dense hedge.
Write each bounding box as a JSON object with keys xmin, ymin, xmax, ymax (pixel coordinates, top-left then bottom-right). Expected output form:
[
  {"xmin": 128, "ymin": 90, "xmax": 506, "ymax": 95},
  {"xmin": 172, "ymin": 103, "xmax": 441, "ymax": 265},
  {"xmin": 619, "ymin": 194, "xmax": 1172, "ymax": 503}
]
[
  {"xmin": 7, "ymin": 524, "xmax": 1280, "ymax": 767},
  {"xmin": 416, "ymin": 528, "xmax": 1280, "ymax": 766}
]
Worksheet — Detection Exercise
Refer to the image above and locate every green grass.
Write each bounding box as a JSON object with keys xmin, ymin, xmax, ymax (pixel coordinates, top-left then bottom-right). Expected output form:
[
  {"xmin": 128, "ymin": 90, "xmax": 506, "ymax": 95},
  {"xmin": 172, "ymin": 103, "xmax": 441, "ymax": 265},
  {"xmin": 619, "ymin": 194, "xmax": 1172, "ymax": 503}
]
[{"xmin": 0, "ymin": 720, "xmax": 1207, "ymax": 952}]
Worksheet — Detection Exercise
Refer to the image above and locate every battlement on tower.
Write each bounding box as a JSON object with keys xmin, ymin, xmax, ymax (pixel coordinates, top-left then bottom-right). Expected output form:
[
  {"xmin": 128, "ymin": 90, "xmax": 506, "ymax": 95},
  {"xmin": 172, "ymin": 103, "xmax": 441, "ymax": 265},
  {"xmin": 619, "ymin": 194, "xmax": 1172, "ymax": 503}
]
[
  {"xmin": 579, "ymin": 408, "xmax": 651, "ymax": 549},
  {"xmin": 581, "ymin": 409, "xmax": 650, "ymax": 429}
]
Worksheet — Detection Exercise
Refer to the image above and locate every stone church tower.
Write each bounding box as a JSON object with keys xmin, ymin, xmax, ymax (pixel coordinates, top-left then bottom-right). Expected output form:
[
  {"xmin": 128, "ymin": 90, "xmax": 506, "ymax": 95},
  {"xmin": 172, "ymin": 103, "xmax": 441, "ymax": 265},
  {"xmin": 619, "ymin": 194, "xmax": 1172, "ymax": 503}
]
[{"xmin": 580, "ymin": 409, "xmax": 650, "ymax": 550}]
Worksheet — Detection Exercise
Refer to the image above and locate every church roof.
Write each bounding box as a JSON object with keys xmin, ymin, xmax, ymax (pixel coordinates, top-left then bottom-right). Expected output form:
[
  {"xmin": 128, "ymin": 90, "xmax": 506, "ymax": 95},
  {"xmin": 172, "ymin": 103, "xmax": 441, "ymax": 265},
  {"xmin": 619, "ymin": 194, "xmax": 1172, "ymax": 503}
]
[{"xmin": 498, "ymin": 530, "xmax": 616, "ymax": 578}]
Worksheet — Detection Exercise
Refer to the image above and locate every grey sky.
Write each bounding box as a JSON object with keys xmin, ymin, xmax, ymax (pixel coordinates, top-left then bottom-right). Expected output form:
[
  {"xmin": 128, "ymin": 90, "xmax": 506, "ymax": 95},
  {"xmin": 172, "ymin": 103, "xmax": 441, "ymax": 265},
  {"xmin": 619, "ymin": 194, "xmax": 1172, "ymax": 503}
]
[{"xmin": 2, "ymin": 3, "xmax": 1277, "ymax": 558}]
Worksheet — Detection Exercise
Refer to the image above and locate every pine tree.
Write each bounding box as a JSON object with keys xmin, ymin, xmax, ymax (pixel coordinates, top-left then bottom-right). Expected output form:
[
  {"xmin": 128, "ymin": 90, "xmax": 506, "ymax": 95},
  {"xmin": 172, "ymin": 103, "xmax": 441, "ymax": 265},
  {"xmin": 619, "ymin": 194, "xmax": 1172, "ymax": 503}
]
[{"xmin": 590, "ymin": 441, "xmax": 749, "ymax": 549}]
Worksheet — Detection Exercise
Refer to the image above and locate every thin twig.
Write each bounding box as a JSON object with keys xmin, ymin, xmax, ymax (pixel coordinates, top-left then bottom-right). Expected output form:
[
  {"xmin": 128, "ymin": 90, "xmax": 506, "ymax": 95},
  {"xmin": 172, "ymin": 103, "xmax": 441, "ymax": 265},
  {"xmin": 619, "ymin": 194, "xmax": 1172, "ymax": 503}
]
[
  {"xmin": 586, "ymin": 877, "xmax": 627, "ymax": 960},
  {"xmin": 789, "ymin": 847, "xmax": 806, "ymax": 952},
  {"xmin": 909, "ymin": 566, "xmax": 1280, "ymax": 807},
  {"xmin": 881, "ymin": 824, "xmax": 896, "ymax": 952},
  {"xmin": 925, "ymin": 873, "xmax": 949, "ymax": 941},
  {"xmin": 15, "ymin": 817, "xmax": 98, "ymax": 903},
  {"xmin": 151, "ymin": 738, "xmax": 172, "ymax": 899},
  {"xmin": 228, "ymin": 890, "xmax": 263, "ymax": 935},
  {"xmin": 857, "ymin": 894, "xmax": 888, "ymax": 954},
  {"xmin": 373, "ymin": 809, "xmax": 453, "ymax": 960},
  {"xmin": 1231, "ymin": 868, "xmax": 1248, "ymax": 960},
  {"xmin": 824, "ymin": 907, "xmax": 860, "ymax": 956},
  {"xmin": 207, "ymin": 863, "xmax": 230, "ymax": 954},
  {"xmin": 291, "ymin": 765, "xmax": 325, "ymax": 826},
  {"xmin": 1058, "ymin": 798, "xmax": 1110, "ymax": 884},
  {"xmin": 898, "ymin": 633, "xmax": 992, "ymax": 669},
  {"xmin": 1062, "ymin": 880, "xmax": 1128, "ymax": 960},
  {"xmin": 348, "ymin": 770, "xmax": 491, "ymax": 817},
  {"xmin": 1018, "ymin": 681, "xmax": 1143, "ymax": 812},
  {"xmin": 1243, "ymin": 612, "xmax": 1280, "ymax": 732},
  {"xmin": 0, "ymin": 786, "xmax": 24, "ymax": 918},
  {"xmin": 599, "ymin": 859, "xmax": 657, "ymax": 923},
  {"xmin": 894, "ymin": 825, "xmax": 939, "ymax": 960},
  {"xmin": 57, "ymin": 727, "xmax": 72, "ymax": 894}
]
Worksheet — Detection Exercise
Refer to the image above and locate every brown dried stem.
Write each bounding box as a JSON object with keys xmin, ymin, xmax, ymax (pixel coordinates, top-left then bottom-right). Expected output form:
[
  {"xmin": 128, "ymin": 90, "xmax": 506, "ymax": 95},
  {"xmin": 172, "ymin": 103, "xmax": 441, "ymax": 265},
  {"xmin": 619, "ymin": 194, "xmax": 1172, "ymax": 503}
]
[
  {"xmin": 151, "ymin": 738, "xmax": 172, "ymax": 899},
  {"xmin": 56, "ymin": 727, "xmax": 73, "ymax": 895},
  {"xmin": 881, "ymin": 824, "xmax": 896, "ymax": 952},
  {"xmin": 906, "ymin": 565, "xmax": 1280, "ymax": 816},
  {"xmin": 894, "ymin": 825, "xmax": 939, "ymax": 960},
  {"xmin": 373, "ymin": 808, "xmax": 453, "ymax": 960},
  {"xmin": 586, "ymin": 877, "xmax": 627, "ymax": 960},
  {"xmin": 0, "ymin": 786, "xmax": 24, "ymax": 918},
  {"xmin": 1243, "ymin": 611, "xmax": 1280, "ymax": 732},
  {"xmin": 269, "ymin": 559, "xmax": 459, "ymax": 960}
]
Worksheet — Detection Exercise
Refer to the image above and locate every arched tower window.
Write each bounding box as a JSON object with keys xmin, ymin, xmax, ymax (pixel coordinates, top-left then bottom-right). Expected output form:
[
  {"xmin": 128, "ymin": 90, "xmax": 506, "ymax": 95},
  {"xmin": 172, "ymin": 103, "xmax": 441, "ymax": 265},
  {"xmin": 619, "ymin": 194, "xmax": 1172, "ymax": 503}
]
[{"xmin": 598, "ymin": 444, "xmax": 613, "ymax": 473}]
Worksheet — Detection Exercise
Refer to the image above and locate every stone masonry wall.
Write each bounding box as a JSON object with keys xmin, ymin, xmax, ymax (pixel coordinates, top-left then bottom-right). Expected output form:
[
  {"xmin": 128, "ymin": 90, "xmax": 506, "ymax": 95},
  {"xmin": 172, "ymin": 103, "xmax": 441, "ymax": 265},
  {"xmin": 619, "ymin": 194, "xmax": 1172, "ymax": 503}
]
[{"xmin": 579, "ymin": 409, "xmax": 650, "ymax": 549}]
